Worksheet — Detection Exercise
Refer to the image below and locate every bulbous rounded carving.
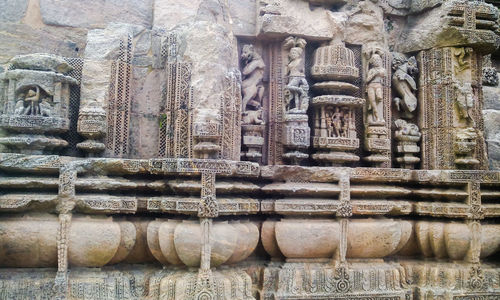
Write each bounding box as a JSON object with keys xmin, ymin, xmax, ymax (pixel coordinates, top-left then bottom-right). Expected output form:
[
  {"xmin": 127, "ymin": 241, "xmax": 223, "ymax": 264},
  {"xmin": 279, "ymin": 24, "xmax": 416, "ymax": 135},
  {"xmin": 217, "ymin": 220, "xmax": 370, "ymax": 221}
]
[
  {"xmin": 0, "ymin": 216, "xmax": 58, "ymax": 268},
  {"xmin": 108, "ymin": 219, "xmax": 137, "ymax": 265},
  {"xmin": 261, "ymin": 219, "xmax": 284, "ymax": 259},
  {"xmin": 275, "ymin": 218, "xmax": 339, "ymax": 259},
  {"xmin": 158, "ymin": 219, "xmax": 183, "ymax": 265},
  {"xmin": 147, "ymin": 219, "xmax": 170, "ymax": 265},
  {"xmin": 68, "ymin": 217, "xmax": 121, "ymax": 267},
  {"xmin": 174, "ymin": 220, "xmax": 237, "ymax": 267},
  {"xmin": 147, "ymin": 219, "xmax": 258, "ymax": 268},
  {"xmin": 416, "ymin": 221, "xmax": 500, "ymax": 259},
  {"xmin": 347, "ymin": 219, "xmax": 411, "ymax": 258},
  {"xmin": 225, "ymin": 220, "xmax": 260, "ymax": 264}
]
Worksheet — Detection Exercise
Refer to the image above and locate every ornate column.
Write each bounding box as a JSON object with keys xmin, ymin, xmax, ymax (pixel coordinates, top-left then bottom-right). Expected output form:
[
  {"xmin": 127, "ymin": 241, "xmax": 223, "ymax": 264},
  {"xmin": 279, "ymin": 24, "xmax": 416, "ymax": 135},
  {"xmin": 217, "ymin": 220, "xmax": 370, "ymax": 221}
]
[
  {"xmin": 362, "ymin": 47, "xmax": 392, "ymax": 167},
  {"xmin": 310, "ymin": 40, "xmax": 365, "ymax": 166},
  {"xmin": 240, "ymin": 44, "xmax": 266, "ymax": 163},
  {"xmin": 392, "ymin": 53, "xmax": 421, "ymax": 169},
  {"xmin": 282, "ymin": 36, "xmax": 310, "ymax": 165},
  {"xmin": 76, "ymin": 101, "xmax": 106, "ymax": 156},
  {"xmin": 418, "ymin": 47, "xmax": 486, "ymax": 169}
]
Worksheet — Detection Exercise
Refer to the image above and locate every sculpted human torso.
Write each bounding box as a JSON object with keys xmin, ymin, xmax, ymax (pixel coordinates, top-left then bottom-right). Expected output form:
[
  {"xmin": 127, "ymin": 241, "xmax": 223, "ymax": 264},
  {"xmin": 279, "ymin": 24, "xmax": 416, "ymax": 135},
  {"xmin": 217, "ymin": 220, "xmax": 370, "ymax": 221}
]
[{"xmin": 241, "ymin": 45, "xmax": 265, "ymax": 111}]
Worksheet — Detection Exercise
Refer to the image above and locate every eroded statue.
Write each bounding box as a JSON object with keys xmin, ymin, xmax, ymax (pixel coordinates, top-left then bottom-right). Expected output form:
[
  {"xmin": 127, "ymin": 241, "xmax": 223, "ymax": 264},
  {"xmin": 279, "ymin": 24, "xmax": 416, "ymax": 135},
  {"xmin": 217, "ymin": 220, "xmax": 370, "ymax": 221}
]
[
  {"xmin": 392, "ymin": 53, "xmax": 418, "ymax": 119},
  {"xmin": 14, "ymin": 86, "xmax": 53, "ymax": 117},
  {"xmin": 394, "ymin": 119, "xmax": 420, "ymax": 138},
  {"xmin": 241, "ymin": 44, "xmax": 265, "ymax": 112},
  {"xmin": 283, "ymin": 36, "xmax": 309, "ymax": 114},
  {"xmin": 365, "ymin": 49, "xmax": 386, "ymax": 125},
  {"xmin": 454, "ymin": 82, "xmax": 474, "ymax": 122}
]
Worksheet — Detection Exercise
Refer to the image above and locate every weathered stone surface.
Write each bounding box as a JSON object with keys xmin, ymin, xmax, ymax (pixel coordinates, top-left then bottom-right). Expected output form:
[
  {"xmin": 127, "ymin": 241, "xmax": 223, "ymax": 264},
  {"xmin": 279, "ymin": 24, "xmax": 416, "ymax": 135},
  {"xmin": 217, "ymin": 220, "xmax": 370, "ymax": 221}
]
[
  {"xmin": 40, "ymin": 0, "xmax": 153, "ymax": 29},
  {"xmin": 84, "ymin": 23, "xmax": 146, "ymax": 61},
  {"xmin": 275, "ymin": 219, "xmax": 339, "ymax": 258},
  {"xmin": 0, "ymin": 0, "xmax": 29, "ymax": 22},
  {"xmin": 68, "ymin": 217, "xmax": 121, "ymax": 267},
  {"xmin": 153, "ymin": 0, "xmax": 203, "ymax": 30},
  {"xmin": 0, "ymin": 23, "xmax": 85, "ymax": 64},
  {"xmin": 486, "ymin": 139, "xmax": 500, "ymax": 170},
  {"xmin": 172, "ymin": 3, "xmax": 240, "ymax": 124},
  {"xmin": 0, "ymin": 0, "xmax": 499, "ymax": 299},
  {"xmin": 107, "ymin": 220, "xmax": 136, "ymax": 264},
  {"xmin": 129, "ymin": 67, "xmax": 163, "ymax": 158},
  {"xmin": 410, "ymin": 0, "xmax": 443, "ymax": 13},
  {"xmin": 173, "ymin": 220, "xmax": 237, "ymax": 267},
  {"xmin": 258, "ymin": 0, "xmax": 333, "ymax": 40},
  {"xmin": 483, "ymin": 110, "xmax": 500, "ymax": 141},
  {"xmin": 344, "ymin": 0, "xmax": 386, "ymax": 47},
  {"xmin": 10, "ymin": 53, "xmax": 72, "ymax": 73},
  {"xmin": 483, "ymin": 84, "xmax": 500, "ymax": 110},
  {"xmin": 79, "ymin": 59, "xmax": 113, "ymax": 107},
  {"xmin": 375, "ymin": 0, "xmax": 411, "ymax": 16},
  {"xmin": 228, "ymin": 0, "xmax": 256, "ymax": 36},
  {"xmin": 0, "ymin": 217, "xmax": 57, "ymax": 267},
  {"xmin": 398, "ymin": 0, "xmax": 500, "ymax": 53}
]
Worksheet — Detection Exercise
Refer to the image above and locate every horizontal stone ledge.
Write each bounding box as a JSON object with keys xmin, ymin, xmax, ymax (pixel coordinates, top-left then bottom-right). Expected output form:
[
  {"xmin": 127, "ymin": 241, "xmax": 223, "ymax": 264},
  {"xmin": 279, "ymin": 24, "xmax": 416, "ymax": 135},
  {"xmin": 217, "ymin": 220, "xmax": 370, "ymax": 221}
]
[
  {"xmin": 261, "ymin": 199, "xmax": 413, "ymax": 216},
  {"xmin": 1, "ymin": 153, "xmax": 499, "ymax": 184}
]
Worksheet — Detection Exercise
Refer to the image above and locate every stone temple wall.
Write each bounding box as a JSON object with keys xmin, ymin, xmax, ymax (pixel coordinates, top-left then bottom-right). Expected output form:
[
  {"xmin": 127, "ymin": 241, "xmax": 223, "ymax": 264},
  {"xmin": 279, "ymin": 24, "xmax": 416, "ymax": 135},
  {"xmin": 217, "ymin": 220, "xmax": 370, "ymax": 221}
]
[{"xmin": 0, "ymin": 0, "xmax": 499, "ymax": 299}]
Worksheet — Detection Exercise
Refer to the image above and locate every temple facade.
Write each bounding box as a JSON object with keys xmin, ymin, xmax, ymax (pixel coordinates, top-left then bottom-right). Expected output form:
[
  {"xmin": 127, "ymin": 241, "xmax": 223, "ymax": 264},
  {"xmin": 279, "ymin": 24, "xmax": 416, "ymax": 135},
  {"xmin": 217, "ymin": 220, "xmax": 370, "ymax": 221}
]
[{"xmin": 0, "ymin": 0, "xmax": 499, "ymax": 299}]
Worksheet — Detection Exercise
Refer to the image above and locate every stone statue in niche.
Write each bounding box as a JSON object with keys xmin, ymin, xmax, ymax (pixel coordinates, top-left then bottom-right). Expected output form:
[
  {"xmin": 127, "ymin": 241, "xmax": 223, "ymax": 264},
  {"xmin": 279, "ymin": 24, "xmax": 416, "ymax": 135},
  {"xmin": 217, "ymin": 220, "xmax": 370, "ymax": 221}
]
[
  {"xmin": 242, "ymin": 109, "xmax": 264, "ymax": 125},
  {"xmin": 241, "ymin": 44, "xmax": 265, "ymax": 113},
  {"xmin": 326, "ymin": 107, "xmax": 353, "ymax": 138},
  {"xmin": 392, "ymin": 53, "xmax": 418, "ymax": 119},
  {"xmin": 14, "ymin": 86, "xmax": 53, "ymax": 117},
  {"xmin": 453, "ymin": 47, "xmax": 473, "ymax": 75},
  {"xmin": 454, "ymin": 127, "xmax": 479, "ymax": 166},
  {"xmin": 394, "ymin": 119, "xmax": 421, "ymax": 169},
  {"xmin": 283, "ymin": 36, "xmax": 309, "ymax": 114},
  {"xmin": 365, "ymin": 48, "xmax": 386, "ymax": 125},
  {"xmin": 240, "ymin": 44, "xmax": 265, "ymax": 163},
  {"xmin": 454, "ymin": 82, "xmax": 474, "ymax": 122}
]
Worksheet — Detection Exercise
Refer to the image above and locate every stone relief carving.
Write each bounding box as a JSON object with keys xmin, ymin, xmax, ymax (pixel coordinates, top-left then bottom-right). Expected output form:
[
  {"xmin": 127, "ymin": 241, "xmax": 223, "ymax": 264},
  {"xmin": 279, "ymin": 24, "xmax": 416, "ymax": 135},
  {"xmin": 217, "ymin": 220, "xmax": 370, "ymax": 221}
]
[
  {"xmin": 283, "ymin": 36, "xmax": 309, "ymax": 114},
  {"xmin": 392, "ymin": 52, "xmax": 418, "ymax": 120},
  {"xmin": 240, "ymin": 44, "xmax": 266, "ymax": 164},
  {"xmin": 241, "ymin": 44, "xmax": 265, "ymax": 114},
  {"xmin": 0, "ymin": 54, "xmax": 77, "ymax": 155},
  {"xmin": 365, "ymin": 48, "xmax": 386, "ymax": 125},
  {"xmin": 0, "ymin": 0, "xmax": 499, "ymax": 299}
]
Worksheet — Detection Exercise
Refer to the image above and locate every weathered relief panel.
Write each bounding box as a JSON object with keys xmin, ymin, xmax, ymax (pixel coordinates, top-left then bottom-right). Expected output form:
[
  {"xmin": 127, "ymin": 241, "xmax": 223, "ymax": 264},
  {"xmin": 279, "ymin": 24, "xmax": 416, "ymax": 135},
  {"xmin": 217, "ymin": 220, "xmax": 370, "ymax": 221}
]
[{"xmin": 0, "ymin": 0, "xmax": 499, "ymax": 299}]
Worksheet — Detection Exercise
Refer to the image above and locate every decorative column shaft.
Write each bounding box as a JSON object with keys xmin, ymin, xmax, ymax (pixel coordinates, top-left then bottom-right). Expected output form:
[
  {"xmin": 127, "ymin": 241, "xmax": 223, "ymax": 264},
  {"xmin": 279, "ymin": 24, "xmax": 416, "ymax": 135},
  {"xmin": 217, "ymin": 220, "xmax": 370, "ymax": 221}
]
[{"xmin": 310, "ymin": 41, "xmax": 365, "ymax": 166}]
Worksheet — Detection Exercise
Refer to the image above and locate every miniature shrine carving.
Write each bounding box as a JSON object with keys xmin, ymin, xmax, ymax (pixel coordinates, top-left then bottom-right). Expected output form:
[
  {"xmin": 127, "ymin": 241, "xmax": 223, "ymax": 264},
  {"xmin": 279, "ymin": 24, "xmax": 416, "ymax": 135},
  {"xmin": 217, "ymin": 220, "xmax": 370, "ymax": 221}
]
[{"xmin": 0, "ymin": 0, "xmax": 499, "ymax": 299}]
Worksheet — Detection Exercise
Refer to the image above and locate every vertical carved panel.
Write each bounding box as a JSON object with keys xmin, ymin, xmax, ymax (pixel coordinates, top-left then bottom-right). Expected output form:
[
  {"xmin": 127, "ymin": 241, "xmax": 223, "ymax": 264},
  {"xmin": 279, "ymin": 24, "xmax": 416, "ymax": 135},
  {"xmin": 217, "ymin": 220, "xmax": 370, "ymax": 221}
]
[
  {"xmin": 105, "ymin": 35, "xmax": 133, "ymax": 158},
  {"xmin": 219, "ymin": 72, "xmax": 241, "ymax": 161},
  {"xmin": 62, "ymin": 57, "xmax": 84, "ymax": 157},
  {"xmin": 267, "ymin": 42, "xmax": 285, "ymax": 165},
  {"xmin": 106, "ymin": 60, "xmax": 132, "ymax": 157},
  {"xmin": 418, "ymin": 47, "xmax": 486, "ymax": 170},
  {"xmin": 159, "ymin": 62, "xmax": 193, "ymax": 158}
]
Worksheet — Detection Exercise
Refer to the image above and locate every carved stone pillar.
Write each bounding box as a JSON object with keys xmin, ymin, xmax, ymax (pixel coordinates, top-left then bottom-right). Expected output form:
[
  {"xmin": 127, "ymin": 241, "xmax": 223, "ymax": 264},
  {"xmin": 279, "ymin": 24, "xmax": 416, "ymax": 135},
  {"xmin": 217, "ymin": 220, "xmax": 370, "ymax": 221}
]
[
  {"xmin": 0, "ymin": 54, "xmax": 78, "ymax": 155},
  {"xmin": 193, "ymin": 122, "xmax": 221, "ymax": 159},
  {"xmin": 282, "ymin": 36, "xmax": 310, "ymax": 165},
  {"xmin": 77, "ymin": 101, "xmax": 106, "ymax": 156},
  {"xmin": 240, "ymin": 44, "xmax": 266, "ymax": 164},
  {"xmin": 418, "ymin": 47, "xmax": 487, "ymax": 170},
  {"xmin": 392, "ymin": 53, "xmax": 421, "ymax": 169},
  {"xmin": 362, "ymin": 48, "xmax": 391, "ymax": 167},
  {"xmin": 310, "ymin": 41, "xmax": 365, "ymax": 166}
]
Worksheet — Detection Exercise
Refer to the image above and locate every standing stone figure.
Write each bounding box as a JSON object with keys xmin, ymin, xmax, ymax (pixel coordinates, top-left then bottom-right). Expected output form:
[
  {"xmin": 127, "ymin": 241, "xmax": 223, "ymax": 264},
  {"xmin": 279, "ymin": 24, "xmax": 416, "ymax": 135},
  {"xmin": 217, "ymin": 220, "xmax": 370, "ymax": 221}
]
[
  {"xmin": 392, "ymin": 53, "xmax": 418, "ymax": 119},
  {"xmin": 241, "ymin": 44, "xmax": 265, "ymax": 112},
  {"xmin": 365, "ymin": 50, "xmax": 386, "ymax": 124},
  {"xmin": 455, "ymin": 82, "xmax": 474, "ymax": 122},
  {"xmin": 283, "ymin": 36, "xmax": 309, "ymax": 114}
]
